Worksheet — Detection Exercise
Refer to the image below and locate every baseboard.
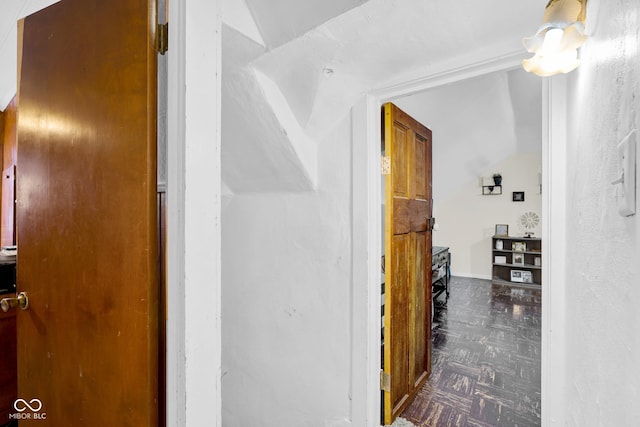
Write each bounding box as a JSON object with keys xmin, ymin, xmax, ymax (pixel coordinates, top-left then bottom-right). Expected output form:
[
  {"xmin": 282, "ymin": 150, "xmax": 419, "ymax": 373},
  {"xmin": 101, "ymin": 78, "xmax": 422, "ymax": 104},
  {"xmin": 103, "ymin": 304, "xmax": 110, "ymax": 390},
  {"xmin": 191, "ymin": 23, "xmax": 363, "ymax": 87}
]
[
  {"xmin": 327, "ymin": 419, "xmax": 351, "ymax": 427},
  {"xmin": 451, "ymin": 272, "xmax": 492, "ymax": 281}
]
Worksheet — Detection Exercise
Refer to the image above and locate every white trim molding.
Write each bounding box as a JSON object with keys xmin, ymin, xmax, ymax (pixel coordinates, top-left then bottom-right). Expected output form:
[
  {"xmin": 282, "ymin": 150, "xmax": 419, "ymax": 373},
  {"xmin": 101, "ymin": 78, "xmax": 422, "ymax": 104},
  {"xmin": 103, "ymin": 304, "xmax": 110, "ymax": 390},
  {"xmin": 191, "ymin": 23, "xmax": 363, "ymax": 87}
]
[
  {"xmin": 167, "ymin": 0, "xmax": 222, "ymax": 426},
  {"xmin": 541, "ymin": 75, "xmax": 568, "ymax": 426},
  {"xmin": 166, "ymin": 0, "xmax": 187, "ymax": 424}
]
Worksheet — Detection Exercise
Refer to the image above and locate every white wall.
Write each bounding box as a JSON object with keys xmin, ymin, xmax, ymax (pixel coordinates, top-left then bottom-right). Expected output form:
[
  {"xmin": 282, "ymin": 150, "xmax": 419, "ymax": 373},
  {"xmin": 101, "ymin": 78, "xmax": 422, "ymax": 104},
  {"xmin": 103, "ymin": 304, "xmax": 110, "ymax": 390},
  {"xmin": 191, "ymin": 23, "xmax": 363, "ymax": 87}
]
[
  {"xmin": 221, "ymin": 118, "xmax": 353, "ymax": 427},
  {"xmin": 564, "ymin": 1, "xmax": 640, "ymax": 425},
  {"xmin": 433, "ymin": 152, "xmax": 542, "ymax": 278},
  {"xmin": 221, "ymin": 63, "xmax": 543, "ymax": 427},
  {"xmin": 221, "ymin": 88, "xmax": 542, "ymax": 426},
  {"xmin": 221, "ymin": 1, "xmax": 640, "ymax": 425}
]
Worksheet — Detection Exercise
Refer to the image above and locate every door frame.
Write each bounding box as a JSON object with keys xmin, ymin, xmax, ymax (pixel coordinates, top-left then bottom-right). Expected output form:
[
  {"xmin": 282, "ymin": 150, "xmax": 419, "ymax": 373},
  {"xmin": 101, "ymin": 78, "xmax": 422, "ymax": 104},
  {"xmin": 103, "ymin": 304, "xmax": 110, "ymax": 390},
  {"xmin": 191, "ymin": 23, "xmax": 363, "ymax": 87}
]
[
  {"xmin": 351, "ymin": 48, "xmax": 567, "ymax": 426},
  {"xmin": 166, "ymin": 1, "xmax": 222, "ymax": 426}
]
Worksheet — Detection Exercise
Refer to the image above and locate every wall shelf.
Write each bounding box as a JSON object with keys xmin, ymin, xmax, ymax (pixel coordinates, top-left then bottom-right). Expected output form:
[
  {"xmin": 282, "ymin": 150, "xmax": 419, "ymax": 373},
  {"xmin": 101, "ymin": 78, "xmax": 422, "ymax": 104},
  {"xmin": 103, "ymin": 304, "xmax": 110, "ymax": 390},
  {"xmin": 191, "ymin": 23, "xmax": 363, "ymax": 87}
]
[{"xmin": 482, "ymin": 185, "xmax": 502, "ymax": 195}]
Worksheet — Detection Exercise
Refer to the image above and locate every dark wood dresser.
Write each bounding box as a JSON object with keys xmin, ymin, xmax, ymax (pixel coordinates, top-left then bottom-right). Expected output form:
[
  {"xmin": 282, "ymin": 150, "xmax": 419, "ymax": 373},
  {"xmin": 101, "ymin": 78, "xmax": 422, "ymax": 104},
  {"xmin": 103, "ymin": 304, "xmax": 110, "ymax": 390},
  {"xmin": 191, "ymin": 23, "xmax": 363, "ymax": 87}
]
[{"xmin": 432, "ymin": 246, "xmax": 450, "ymax": 303}]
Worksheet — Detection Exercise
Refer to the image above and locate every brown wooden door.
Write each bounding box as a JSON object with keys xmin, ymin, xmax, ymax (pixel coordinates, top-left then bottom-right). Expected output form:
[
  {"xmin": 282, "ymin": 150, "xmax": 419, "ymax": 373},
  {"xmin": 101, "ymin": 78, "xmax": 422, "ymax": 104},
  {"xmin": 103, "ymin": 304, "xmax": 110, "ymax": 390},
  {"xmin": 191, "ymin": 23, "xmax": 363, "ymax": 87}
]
[
  {"xmin": 383, "ymin": 102, "xmax": 432, "ymax": 424},
  {"xmin": 14, "ymin": 0, "xmax": 158, "ymax": 425}
]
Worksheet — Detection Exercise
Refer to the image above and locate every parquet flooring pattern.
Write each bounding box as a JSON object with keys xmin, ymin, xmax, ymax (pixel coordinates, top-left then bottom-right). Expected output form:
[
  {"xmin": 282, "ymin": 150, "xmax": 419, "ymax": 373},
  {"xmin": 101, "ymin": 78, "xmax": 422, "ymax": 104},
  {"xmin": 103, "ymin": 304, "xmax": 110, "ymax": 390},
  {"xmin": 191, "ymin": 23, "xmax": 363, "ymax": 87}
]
[{"xmin": 401, "ymin": 276, "xmax": 541, "ymax": 427}]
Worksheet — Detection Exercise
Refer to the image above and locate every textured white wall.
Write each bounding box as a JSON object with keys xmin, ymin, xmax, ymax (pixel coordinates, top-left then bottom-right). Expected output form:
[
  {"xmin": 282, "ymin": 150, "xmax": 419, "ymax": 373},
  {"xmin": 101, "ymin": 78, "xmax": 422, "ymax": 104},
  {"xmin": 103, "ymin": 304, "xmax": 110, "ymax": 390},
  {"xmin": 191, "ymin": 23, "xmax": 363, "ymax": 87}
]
[
  {"xmin": 564, "ymin": 1, "xmax": 640, "ymax": 425},
  {"xmin": 221, "ymin": 119, "xmax": 352, "ymax": 427},
  {"xmin": 433, "ymin": 152, "xmax": 542, "ymax": 278}
]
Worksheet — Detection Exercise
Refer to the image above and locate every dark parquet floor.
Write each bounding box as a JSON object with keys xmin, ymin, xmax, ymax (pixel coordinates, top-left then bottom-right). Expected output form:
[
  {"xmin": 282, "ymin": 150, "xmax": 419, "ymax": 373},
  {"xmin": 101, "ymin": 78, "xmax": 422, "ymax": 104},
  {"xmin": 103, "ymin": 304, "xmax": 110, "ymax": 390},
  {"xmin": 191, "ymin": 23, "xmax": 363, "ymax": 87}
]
[{"xmin": 401, "ymin": 276, "xmax": 542, "ymax": 427}]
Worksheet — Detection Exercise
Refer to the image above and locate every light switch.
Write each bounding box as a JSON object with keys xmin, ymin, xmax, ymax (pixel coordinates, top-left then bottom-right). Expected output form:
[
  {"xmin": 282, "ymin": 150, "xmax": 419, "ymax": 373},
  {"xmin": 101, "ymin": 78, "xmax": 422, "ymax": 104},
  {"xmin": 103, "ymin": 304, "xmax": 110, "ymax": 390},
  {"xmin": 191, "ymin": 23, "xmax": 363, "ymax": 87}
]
[{"xmin": 611, "ymin": 130, "xmax": 636, "ymax": 217}]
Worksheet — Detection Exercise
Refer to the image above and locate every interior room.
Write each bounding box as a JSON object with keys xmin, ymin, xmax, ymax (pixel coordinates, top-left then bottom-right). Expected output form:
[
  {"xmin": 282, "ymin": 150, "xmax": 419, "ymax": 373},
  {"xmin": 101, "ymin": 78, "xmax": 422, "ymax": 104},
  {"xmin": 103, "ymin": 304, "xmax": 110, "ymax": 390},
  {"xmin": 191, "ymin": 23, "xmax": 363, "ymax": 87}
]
[
  {"xmin": 378, "ymin": 68, "xmax": 543, "ymax": 425},
  {"xmin": 1, "ymin": 0, "xmax": 639, "ymax": 426},
  {"xmin": 395, "ymin": 68, "xmax": 543, "ymax": 281}
]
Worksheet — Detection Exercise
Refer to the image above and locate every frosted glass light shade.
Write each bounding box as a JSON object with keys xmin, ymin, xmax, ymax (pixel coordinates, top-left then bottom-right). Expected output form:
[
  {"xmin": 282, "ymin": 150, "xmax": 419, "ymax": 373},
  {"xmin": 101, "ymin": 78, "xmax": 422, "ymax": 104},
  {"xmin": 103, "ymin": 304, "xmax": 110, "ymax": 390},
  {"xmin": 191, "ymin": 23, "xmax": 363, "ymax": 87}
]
[{"xmin": 522, "ymin": 0, "xmax": 588, "ymax": 76}]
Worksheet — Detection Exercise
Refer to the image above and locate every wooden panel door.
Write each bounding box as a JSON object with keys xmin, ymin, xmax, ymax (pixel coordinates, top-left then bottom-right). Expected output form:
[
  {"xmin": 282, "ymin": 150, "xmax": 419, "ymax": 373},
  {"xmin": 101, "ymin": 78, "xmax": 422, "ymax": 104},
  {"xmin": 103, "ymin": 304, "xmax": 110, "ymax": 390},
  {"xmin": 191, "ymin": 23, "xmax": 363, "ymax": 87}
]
[
  {"xmin": 14, "ymin": 0, "xmax": 158, "ymax": 424},
  {"xmin": 383, "ymin": 102, "xmax": 432, "ymax": 424}
]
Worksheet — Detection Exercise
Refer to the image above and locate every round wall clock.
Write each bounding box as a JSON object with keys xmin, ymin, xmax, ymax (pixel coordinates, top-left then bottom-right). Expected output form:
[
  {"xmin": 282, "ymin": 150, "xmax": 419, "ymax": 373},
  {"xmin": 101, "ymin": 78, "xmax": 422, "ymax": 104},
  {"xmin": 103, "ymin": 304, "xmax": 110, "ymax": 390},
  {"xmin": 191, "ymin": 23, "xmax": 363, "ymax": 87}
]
[{"xmin": 520, "ymin": 211, "xmax": 540, "ymax": 237}]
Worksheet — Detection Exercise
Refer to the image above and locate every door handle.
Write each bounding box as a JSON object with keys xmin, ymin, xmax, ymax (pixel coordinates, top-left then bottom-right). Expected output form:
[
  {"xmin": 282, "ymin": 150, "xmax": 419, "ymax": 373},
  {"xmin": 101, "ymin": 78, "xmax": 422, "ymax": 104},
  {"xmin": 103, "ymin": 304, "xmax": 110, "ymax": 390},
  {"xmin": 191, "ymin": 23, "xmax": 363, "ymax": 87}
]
[{"xmin": 0, "ymin": 292, "xmax": 29, "ymax": 312}]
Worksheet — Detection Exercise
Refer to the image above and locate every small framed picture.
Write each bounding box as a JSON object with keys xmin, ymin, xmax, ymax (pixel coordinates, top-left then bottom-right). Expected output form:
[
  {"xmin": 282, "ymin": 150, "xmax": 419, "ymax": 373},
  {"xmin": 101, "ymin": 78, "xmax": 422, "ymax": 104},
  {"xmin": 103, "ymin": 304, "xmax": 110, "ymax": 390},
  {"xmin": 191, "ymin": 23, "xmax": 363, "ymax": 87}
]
[
  {"xmin": 522, "ymin": 271, "xmax": 534, "ymax": 283},
  {"xmin": 512, "ymin": 191, "xmax": 525, "ymax": 202},
  {"xmin": 494, "ymin": 255, "xmax": 507, "ymax": 264},
  {"xmin": 510, "ymin": 270, "xmax": 524, "ymax": 283},
  {"xmin": 512, "ymin": 253, "xmax": 525, "ymax": 265},
  {"xmin": 495, "ymin": 224, "xmax": 509, "ymax": 237},
  {"xmin": 512, "ymin": 241, "xmax": 527, "ymax": 252}
]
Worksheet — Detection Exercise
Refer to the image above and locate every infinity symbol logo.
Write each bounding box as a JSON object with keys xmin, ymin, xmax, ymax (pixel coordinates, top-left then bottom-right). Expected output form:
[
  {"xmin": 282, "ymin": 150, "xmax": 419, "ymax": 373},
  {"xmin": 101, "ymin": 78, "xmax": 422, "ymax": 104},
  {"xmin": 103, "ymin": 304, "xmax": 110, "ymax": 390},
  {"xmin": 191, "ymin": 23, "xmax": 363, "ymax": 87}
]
[{"xmin": 14, "ymin": 398, "xmax": 43, "ymax": 412}]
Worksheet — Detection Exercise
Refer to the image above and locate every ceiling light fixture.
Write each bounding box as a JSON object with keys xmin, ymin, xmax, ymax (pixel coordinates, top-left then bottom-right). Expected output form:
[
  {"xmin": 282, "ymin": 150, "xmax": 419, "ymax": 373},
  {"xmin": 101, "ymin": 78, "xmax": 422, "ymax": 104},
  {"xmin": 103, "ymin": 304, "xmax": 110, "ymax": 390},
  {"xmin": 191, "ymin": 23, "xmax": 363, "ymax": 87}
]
[{"xmin": 522, "ymin": 0, "xmax": 588, "ymax": 77}]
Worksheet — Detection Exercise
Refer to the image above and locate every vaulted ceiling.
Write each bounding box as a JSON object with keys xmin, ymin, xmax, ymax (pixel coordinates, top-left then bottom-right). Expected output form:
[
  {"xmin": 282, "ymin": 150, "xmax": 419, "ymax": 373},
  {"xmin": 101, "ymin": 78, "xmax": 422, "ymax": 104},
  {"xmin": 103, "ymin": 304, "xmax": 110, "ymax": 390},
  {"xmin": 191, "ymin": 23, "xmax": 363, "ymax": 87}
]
[
  {"xmin": 221, "ymin": 0, "xmax": 543, "ymax": 192},
  {"xmin": 242, "ymin": 0, "xmax": 370, "ymax": 49},
  {"xmin": 395, "ymin": 68, "xmax": 542, "ymax": 203},
  {"xmin": 1, "ymin": 0, "xmax": 544, "ymax": 193}
]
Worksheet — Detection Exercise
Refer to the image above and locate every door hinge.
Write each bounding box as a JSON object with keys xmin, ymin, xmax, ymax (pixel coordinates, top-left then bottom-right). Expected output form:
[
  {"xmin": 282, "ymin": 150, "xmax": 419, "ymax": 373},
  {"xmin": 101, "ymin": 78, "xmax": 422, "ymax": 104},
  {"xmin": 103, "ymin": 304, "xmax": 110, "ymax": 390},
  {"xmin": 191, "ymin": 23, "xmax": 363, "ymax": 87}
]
[
  {"xmin": 157, "ymin": 23, "xmax": 168, "ymax": 54},
  {"xmin": 381, "ymin": 156, "xmax": 390, "ymax": 175},
  {"xmin": 380, "ymin": 370, "xmax": 390, "ymax": 392}
]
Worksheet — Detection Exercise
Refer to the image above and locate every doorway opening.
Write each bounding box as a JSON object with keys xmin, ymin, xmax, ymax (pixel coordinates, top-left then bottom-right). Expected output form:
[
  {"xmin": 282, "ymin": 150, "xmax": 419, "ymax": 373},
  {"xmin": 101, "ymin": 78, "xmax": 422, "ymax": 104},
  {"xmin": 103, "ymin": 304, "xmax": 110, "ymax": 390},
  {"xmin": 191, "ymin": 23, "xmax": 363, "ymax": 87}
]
[
  {"xmin": 351, "ymin": 49, "xmax": 568, "ymax": 426},
  {"xmin": 381, "ymin": 67, "xmax": 543, "ymax": 425},
  {"xmin": 380, "ymin": 102, "xmax": 434, "ymax": 424}
]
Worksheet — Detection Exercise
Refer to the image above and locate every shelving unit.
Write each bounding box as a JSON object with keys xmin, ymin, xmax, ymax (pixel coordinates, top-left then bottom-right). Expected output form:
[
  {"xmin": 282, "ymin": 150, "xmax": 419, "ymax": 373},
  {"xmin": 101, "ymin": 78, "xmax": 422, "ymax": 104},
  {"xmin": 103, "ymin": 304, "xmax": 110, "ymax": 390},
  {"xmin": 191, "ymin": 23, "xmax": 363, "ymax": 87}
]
[{"xmin": 491, "ymin": 236, "xmax": 542, "ymax": 289}]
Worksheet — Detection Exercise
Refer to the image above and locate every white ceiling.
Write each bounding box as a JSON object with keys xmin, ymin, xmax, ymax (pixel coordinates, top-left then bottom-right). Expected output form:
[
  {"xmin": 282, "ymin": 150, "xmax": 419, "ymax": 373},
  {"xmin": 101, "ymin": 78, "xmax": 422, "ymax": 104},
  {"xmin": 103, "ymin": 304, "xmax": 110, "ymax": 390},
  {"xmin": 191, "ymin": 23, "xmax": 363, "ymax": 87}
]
[
  {"xmin": 1, "ymin": 0, "xmax": 545, "ymax": 194},
  {"xmin": 221, "ymin": 0, "xmax": 544, "ymax": 191},
  {"xmin": 249, "ymin": 0, "xmax": 544, "ymax": 141},
  {"xmin": 242, "ymin": 0, "xmax": 369, "ymax": 49}
]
